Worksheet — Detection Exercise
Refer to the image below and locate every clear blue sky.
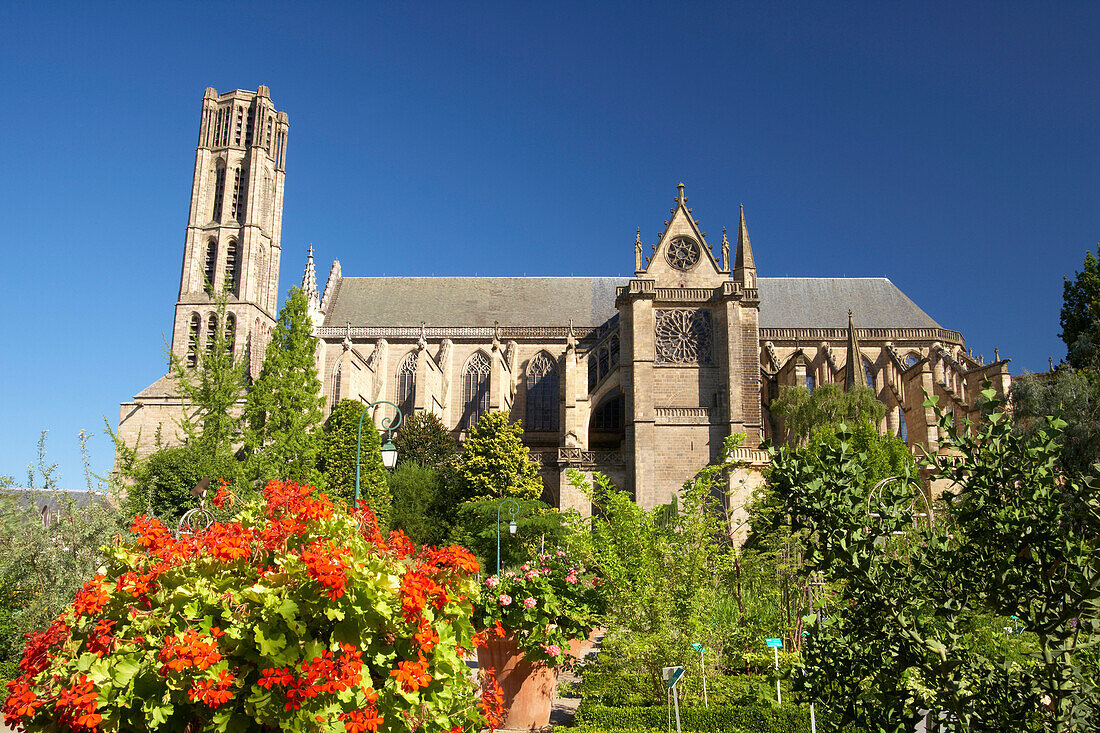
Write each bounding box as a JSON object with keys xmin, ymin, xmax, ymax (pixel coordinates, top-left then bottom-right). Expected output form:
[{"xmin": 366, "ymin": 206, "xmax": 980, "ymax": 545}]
[{"xmin": 1, "ymin": 1, "xmax": 1097, "ymax": 486}]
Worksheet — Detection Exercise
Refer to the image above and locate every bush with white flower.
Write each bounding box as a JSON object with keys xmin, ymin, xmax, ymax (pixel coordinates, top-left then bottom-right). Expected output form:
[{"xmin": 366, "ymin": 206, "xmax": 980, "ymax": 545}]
[{"xmin": 473, "ymin": 551, "xmax": 604, "ymax": 666}]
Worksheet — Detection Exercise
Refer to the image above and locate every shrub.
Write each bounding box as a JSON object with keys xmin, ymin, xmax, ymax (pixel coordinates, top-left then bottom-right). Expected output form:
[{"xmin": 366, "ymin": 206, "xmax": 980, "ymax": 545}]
[
  {"xmin": 317, "ymin": 399, "xmax": 392, "ymax": 526},
  {"xmin": 2, "ymin": 480, "xmax": 499, "ymax": 733},
  {"xmin": 455, "ymin": 412, "xmax": 543, "ymax": 500},
  {"xmin": 574, "ymin": 703, "xmax": 814, "ymax": 733}
]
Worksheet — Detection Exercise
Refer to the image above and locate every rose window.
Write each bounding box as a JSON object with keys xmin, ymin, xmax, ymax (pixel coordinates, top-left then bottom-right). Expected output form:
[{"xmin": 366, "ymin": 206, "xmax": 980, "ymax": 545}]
[
  {"xmin": 665, "ymin": 238, "xmax": 700, "ymax": 271},
  {"xmin": 655, "ymin": 309, "xmax": 712, "ymax": 364}
]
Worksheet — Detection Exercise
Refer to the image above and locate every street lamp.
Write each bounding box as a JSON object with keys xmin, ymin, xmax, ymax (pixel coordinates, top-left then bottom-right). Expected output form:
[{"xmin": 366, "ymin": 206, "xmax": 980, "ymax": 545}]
[
  {"xmin": 496, "ymin": 498, "xmax": 519, "ymax": 575},
  {"xmin": 355, "ymin": 400, "xmax": 404, "ymax": 507}
]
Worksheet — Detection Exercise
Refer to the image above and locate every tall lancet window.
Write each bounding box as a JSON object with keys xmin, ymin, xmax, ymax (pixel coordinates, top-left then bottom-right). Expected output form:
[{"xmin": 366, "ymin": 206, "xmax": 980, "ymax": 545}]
[
  {"xmin": 224, "ymin": 240, "xmax": 238, "ymax": 295},
  {"xmin": 525, "ymin": 352, "xmax": 559, "ymax": 432},
  {"xmin": 462, "ymin": 352, "xmax": 491, "ymax": 431},
  {"xmin": 864, "ymin": 359, "xmax": 876, "ymax": 389},
  {"xmin": 203, "ymin": 240, "xmax": 218, "ymax": 293},
  {"xmin": 212, "ymin": 162, "xmax": 226, "ymax": 222},
  {"xmin": 187, "ymin": 313, "xmax": 201, "ymax": 367},
  {"xmin": 232, "ymin": 167, "xmax": 246, "ymax": 221},
  {"xmin": 396, "ymin": 353, "xmax": 416, "ymax": 417},
  {"xmin": 224, "ymin": 313, "xmax": 236, "ymax": 357},
  {"xmin": 332, "ymin": 366, "xmax": 342, "ymax": 409},
  {"xmin": 206, "ymin": 313, "xmax": 218, "ymax": 355}
]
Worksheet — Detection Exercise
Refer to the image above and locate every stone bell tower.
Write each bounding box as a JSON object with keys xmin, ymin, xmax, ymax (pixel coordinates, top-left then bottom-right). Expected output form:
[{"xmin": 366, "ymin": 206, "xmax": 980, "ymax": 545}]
[{"xmin": 170, "ymin": 85, "xmax": 289, "ymax": 375}]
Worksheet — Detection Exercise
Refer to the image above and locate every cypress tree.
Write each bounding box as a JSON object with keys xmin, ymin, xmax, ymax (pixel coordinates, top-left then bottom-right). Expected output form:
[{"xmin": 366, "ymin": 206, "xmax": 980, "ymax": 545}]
[
  {"xmin": 243, "ymin": 287, "xmax": 325, "ymax": 484},
  {"xmin": 317, "ymin": 399, "xmax": 392, "ymax": 525}
]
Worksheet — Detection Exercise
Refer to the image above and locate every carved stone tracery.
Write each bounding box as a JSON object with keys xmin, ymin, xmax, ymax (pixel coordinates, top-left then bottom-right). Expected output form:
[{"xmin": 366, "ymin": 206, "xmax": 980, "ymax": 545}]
[{"xmin": 655, "ymin": 308, "xmax": 712, "ymax": 365}]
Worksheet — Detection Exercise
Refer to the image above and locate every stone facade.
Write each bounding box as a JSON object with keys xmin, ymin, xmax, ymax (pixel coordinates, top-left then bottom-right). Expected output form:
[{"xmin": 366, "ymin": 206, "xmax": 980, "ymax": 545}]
[{"xmin": 119, "ymin": 87, "xmax": 1012, "ymax": 522}]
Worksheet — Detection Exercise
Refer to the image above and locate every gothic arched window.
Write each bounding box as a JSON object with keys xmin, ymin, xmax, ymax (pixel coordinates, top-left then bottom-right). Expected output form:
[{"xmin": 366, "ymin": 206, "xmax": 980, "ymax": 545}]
[
  {"xmin": 864, "ymin": 359, "xmax": 875, "ymax": 389},
  {"xmin": 187, "ymin": 313, "xmax": 201, "ymax": 367},
  {"xmin": 206, "ymin": 313, "xmax": 218, "ymax": 355},
  {"xmin": 212, "ymin": 161, "xmax": 226, "ymax": 222},
  {"xmin": 898, "ymin": 407, "xmax": 908, "ymax": 443},
  {"xmin": 232, "ymin": 167, "xmax": 246, "ymax": 221},
  {"xmin": 903, "ymin": 352, "xmax": 921, "ymax": 369},
  {"xmin": 396, "ymin": 352, "xmax": 416, "ymax": 417},
  {"xmin": 525, "ymin": 352, "xmax": 559, "ymax": 432},
  {"xmin": 806, "ymin": 372, "xmax": 815, "ymax": 393},
  {"xmin": 224, "ymin": 312, "xmax": 236, "ymax": 357},
  {"xmin": 203, "ymin": 239, "xmax": 218, "ymax": 293},
  {"xmin": 462, "ymin": 352, "xmax": 491, "ymax": 431},
  {"xmin": 592, "ymin": 394, "xmax": 624, "ymax": 433},
  {"xmin": 332, "ymin": 365, "xmax": 342, "ymax": 409},
  {"xmin": 224, "ymin": 240, "xmax": 238, "ymax": 295}
]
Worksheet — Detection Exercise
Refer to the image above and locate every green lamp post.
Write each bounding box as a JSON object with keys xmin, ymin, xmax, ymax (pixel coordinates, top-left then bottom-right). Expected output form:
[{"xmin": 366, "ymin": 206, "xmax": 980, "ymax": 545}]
[
  {"xmin": 355, "ymin": 400, "xmax": 403, "ymax": 507},
  {"xmin": 496, "ymin": 498, "xmax": 519, "ymax": 575}
]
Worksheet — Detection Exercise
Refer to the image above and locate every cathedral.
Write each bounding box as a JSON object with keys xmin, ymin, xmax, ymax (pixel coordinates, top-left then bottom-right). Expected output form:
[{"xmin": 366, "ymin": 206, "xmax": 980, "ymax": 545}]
[{"xmin": 118, "ymin": 86, "xmax": 1011, "ymax": 518}]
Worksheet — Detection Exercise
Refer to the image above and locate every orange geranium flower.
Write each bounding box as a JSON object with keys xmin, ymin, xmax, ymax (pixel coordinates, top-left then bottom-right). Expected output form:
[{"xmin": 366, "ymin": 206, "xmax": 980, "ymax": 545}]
[
  {"xmin": 72, "ymin": 575, "xmax": 109, "ymax": 617},
  {"xmin": 189, "ymin": 669, "xmax": 235, "ymax": 708},
  {"xmin": 299, "ymin": 540, "xmax": 350, "ymax": 600},
  {"xmin": 390, "ymin": 657, "xmax": 432, "ymax": 692}
]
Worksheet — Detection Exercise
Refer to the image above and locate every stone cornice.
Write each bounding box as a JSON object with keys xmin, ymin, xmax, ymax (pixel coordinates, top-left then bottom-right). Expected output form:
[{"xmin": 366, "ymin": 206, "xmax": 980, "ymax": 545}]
[{"xmin": 760, "ymin": 326, "xmax": 963, "ymax": 344}]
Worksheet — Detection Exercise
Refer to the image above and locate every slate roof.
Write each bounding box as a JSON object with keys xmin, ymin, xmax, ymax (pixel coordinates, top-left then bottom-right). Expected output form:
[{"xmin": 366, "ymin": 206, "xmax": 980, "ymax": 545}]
[{"xmin": 322, "ymin": 276, "xmax": 941, "ymax": 330}]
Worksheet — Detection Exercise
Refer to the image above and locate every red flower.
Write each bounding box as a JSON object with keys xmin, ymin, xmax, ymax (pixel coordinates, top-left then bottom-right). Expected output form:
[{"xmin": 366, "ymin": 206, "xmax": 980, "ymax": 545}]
[
  {"xmin": 257, "ymin": 667, "xmax": 294, "ymax": 689},
  {"xmin": 84, "ymin": 619, "xmax": 116, "ymax": 658},
  {"xmin": 390, "ymin": 656, "xmax": 432, "ymax": 692},
  {"xmin": 299, "ymin": 540, "xmax": 350, "ymax": 600},
  {"xmin": 478, "ymin": 669, "xmax": 505, "ymax": 731},
  {"xmin": 189, "ymin": 669, "xmax": 235, "ymax": 708},
  {"xmin": 55, "ymin": 675, "xmax": 101, "ymax": 732},
  {"xmin": 341, "ymin": 705, "xmax": 384, "ymax": 733},
  {"xmin": 203, "ymin": 522, "xmax": 255, "ymax": 561},
  {"xmin": 158, "ymin": 628, "xmax": 222, "ymax": 674},
  {"xmin": 20, "ymin": 616, "xmax": 69, "ymax": 677},
  {"xmin": 3, "ymin": 682, "xmax": 43, "ymax": 725},
  {"xmin": 212, "ymin": 478, "xmax": 232, "ymax": 508},
  {"xmin": 72, "ymin": 575, "xmax": 109, "ymax": 617}
]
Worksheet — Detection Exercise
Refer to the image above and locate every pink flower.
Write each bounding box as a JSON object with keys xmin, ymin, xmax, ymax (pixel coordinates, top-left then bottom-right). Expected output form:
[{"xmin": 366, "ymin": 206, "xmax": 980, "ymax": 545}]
[
  {"xmin": 523, "ymin": 597, "xmax": 537, "ymax": 609},
  {"xmin": 485, "ymin": 575, "xmax": 500, "ymax": 588},
  {"xmin": 498, "ymin": 594, "xmax": 513, "ymax": 606},
  {"xmin": 556, "ymin": 550, "xmax": 565, "ymax": 557},
  {"xmin": 542, "ymin": 644, "xmax": 561, "ymax": 657},
  {"xmin": 505, "ymin": 571, "xmax": 516, "ymax": 578},
  {"xmin": 524, "ymin": 570, "xmax": 539, "ymax": 580},
  {"xmin": 520, "ymin": 564, "xmax": 530, "ymax": 572},
  {"xmin": 565, "ymin": 572, "xmax": 578, "ymax": 584}
]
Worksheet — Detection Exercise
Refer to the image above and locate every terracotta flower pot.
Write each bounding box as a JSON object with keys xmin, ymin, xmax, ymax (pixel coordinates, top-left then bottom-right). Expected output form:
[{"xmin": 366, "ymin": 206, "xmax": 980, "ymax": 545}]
[{"xmin": 477, "ymin": 635, "xmax": 558, "ymax": 730}]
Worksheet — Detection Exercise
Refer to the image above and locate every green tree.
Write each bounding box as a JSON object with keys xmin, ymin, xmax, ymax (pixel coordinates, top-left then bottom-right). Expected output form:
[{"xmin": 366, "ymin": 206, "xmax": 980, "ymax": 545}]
[
  {"xmin": 770, "ymin": 392, "xmax": 1100, "ymax": 732},
  {"xmin": 769, "ymin": 383, "xmax": 886, "ymax": 446},
  {"xmin": 1011, "ymin": 367, "xmax": 1100, "ymax": 478},
  {"xmin": 166, "ymin": 288, "xmax": 248, "ymax": 463},
  {"xmin": 123, "ymin": 443, "xmax": 245, "ymax": 522},
  {"xmin": 242, "ymin": 287, "xmax": 325, "ymax": 483},
  {"xmin": 394, "ymin": 411, "xmax": 458, "ymax": 467},
  {"xmin": 447, "ymin": 496, "xmax": 571, "ymax": 572},
  {"xmin": 388, "ymin": 461, "xmax": 445, "ymax": 545},
  {"xmin": 1060, "ymin": 245, "xmax": 1100, "ymax": 369},
  {"xmin": 455, "ymin": 411, "xmax": 543, "ymax": 500},
  {"xmin": 317, "ymin": 399, "xmax": 392, "ymax": 525}
]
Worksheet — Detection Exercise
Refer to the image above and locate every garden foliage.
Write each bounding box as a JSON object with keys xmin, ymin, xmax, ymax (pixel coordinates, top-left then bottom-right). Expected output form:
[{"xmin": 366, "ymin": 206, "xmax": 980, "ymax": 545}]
[
  {"xmin": 473, "ymin": 551, "xmax": 604, "ymax": 667},
  {"xmin": 243, "ymin": 288, "xmax": 325, "ymax": 484},
  {"xmin": 317, "ymin": 399, "xmax": 391, "ymax": 526},
  {"xmin": 770, "ymin": 389, "xmax": 1100, "ymax": 732},
  {"xmin": 455, "ymin": 412, "xmax": 543, "ymax": 501},
  {"xmin": 393, "ymin": 413, "xmax": 458, "ymax": 468},
  {"xmin": 3, "ymin": 480, "xmax": 501, "ymax": 733}
]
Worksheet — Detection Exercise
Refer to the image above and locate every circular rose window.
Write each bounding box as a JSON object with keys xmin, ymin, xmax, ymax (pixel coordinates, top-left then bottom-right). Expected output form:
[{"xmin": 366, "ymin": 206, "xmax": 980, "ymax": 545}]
[{"xmin": 666, "ymin": 238, "xmax": 700, "ymax": 271}]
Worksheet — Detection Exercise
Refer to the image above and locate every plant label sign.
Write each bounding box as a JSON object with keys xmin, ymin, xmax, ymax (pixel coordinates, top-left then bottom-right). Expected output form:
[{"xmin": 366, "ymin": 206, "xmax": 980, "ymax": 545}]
[{"xmin": 765, "ymin": 638, "xmax": 783, "ymax": 648}]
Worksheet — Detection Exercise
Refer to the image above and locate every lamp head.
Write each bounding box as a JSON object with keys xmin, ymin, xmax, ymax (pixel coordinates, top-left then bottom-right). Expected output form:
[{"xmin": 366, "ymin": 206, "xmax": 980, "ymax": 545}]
[
  {"xmin": 508, "ymin": 519, "xmax": 517, "ymax": 535},
  {"xmin": 380, "ymin": 439, "xmax": 398, "ymax": 470}
]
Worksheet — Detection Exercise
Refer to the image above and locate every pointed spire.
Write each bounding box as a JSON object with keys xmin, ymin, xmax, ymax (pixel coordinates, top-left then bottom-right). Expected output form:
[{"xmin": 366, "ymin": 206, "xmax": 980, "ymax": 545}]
[
  {"xmin": 732, "ymin": 204, "xmax": 757, "ymax": 288},
  {"xmin": 301, "ymin": 245, "xmax": 319, "ymax": 302},
  {"xmin": 844, "ymin": 309, "xmax": 867, "ymax": 391},
  {"xmin": 676, "ymin": 182, "xmax": 686, "ymax": 207},
  {"xmin": 734, "ymin": 204, "xmax": 755, "ymax": 270}
]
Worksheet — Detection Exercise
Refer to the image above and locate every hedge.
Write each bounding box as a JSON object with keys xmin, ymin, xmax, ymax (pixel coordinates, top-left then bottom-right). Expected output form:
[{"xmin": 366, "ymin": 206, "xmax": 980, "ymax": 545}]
[
  {"xmin": 573, "ymin": 703, "xmax": 813, "ymax": 733},
  {"xmin": 579, "ymin": 670, "xmax": 782, "ymax": 707}
]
